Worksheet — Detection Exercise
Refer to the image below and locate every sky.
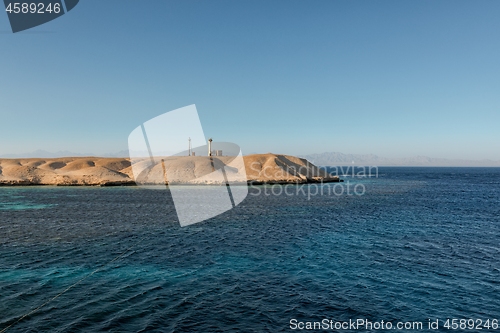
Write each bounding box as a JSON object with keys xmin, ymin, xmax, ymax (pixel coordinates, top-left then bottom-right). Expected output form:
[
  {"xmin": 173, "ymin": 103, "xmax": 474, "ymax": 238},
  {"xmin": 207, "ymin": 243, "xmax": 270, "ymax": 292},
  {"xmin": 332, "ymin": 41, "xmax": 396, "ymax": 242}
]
[{"xmin": 1, "ymin": 0, "xmax": 499, "ymax": 160}]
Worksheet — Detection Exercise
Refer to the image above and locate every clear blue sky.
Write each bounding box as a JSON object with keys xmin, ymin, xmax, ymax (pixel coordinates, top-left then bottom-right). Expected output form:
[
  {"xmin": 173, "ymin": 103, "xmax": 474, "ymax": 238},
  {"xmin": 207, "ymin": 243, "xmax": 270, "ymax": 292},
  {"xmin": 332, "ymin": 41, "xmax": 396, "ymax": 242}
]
[{"xmin": 1, "ymin": 0, "xmax": 499, "ymax": 159}]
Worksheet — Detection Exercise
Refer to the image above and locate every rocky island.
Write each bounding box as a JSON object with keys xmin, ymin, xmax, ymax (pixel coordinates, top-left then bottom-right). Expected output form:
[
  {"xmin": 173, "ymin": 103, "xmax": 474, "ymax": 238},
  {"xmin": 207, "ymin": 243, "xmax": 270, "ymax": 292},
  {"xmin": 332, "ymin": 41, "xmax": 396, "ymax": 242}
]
[{"xmin": 0, "ymin": 154, "xmax": 341, "ymax": 186}]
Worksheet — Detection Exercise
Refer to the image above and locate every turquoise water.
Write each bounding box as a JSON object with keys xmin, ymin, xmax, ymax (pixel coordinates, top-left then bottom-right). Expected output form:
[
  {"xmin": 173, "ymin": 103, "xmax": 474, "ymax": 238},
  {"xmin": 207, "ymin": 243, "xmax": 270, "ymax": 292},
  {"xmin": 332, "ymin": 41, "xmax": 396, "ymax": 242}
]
[
  {"xmin": 0, "ymin": 168, "xmax": 499, "ymax": 332},
  {"xmin": 0, "ymin": 190, "xmax": 55, "ymax": 211}
]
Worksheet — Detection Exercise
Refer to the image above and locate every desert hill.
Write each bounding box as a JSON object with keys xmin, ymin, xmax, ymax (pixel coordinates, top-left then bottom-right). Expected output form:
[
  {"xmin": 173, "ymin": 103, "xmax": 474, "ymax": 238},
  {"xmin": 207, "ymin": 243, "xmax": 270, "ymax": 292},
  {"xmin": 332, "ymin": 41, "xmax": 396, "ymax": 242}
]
[{"xmin": 0, "ymin": 154, "xmax": 340, "ymax": 186}]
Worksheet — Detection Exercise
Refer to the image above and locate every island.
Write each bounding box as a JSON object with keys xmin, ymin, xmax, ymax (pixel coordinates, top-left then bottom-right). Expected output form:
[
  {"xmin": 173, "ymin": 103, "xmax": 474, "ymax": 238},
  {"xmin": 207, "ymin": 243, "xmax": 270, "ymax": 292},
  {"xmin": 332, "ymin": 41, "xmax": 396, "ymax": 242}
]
[{"xmin": 0, "ymin": 153, "xmax": 341, "ymax": 186}]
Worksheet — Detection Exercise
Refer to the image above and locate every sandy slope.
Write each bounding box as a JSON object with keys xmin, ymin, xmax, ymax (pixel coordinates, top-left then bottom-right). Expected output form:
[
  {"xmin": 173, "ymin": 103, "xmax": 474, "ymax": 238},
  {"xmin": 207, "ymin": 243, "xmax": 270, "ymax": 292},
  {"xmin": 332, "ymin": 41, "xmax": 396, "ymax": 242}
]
[{"xmin": 0, "ymin": 154, "xmax": 340, "ymax": 186}]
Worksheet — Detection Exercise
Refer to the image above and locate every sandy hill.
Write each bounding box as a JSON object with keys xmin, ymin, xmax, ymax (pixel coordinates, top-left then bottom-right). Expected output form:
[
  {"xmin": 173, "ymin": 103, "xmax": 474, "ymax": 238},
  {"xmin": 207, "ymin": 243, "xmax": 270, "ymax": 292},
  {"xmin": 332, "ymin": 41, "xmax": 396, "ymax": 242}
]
[{"xmin": 0, "ymin": 154, "xmax": 340, "ymax": 186}]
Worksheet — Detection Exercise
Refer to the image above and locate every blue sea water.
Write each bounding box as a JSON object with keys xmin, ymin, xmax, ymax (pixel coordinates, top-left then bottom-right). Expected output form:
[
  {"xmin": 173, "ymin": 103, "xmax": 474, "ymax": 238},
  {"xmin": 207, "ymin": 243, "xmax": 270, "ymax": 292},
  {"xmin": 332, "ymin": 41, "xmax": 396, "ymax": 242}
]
[{"xmin": 0, "ymin": 167, "xmax": 499, "ymax": 332}]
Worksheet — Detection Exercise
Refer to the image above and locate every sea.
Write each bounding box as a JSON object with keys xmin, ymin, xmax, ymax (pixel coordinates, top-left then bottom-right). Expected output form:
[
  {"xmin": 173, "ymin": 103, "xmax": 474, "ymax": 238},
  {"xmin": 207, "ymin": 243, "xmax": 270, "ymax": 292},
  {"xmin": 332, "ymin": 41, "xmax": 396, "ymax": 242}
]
[{"xmin": 0, "ymin": 167, "xmax": 499, "ymax": 332}]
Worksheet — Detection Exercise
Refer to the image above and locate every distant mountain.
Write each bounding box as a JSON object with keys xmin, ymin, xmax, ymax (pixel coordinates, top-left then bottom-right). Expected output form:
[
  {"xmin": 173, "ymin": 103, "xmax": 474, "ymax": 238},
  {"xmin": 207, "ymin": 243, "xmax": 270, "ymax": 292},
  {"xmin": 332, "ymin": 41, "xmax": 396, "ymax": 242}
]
[
  {"xmin": 0, "ymin": 149, "xmax": 130, "ymax": 158},
  {"xmin": 302, "ymin": 152, "xmax": 500, "ymax": 167},
  {"xmin": 0, "ymin": 150, "xmax": 90, "ymax": 158},
  {"xmin": 102, "ymin": 150, "xmax": 129, "ymax": 158},
  {"xmin": 3, "ymin": 150, "xmax": 499, "ymax": 166}
]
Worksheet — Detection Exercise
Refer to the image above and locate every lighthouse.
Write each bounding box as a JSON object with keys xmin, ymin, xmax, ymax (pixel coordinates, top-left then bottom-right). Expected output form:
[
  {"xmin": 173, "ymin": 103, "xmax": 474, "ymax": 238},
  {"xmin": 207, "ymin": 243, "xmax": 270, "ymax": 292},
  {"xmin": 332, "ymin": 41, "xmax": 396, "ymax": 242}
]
[{"xmin": 208, "ymin": 138, "xmax": 213, "ymax": 156}]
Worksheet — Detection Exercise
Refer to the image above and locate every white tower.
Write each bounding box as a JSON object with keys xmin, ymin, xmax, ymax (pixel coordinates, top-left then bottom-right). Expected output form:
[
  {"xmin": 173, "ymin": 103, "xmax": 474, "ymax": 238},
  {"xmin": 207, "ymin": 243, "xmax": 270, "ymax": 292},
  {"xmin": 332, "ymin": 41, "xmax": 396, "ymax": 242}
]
[
  {"xmin": 208, "ymin": 138, "xmax": 213, "ymax": 156},
  {"xmin": 188, "ymin": 137, "xmax": 191, "ymax": 156}
]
